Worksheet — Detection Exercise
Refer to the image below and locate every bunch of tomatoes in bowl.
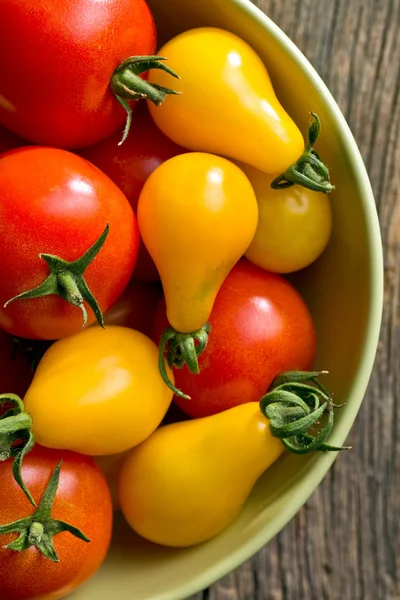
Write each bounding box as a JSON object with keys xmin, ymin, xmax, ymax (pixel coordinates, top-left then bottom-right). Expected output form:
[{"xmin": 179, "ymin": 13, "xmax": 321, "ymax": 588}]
[{"xmin": 0, "ymin": 0, "xmax": 347, "ymax": 599}]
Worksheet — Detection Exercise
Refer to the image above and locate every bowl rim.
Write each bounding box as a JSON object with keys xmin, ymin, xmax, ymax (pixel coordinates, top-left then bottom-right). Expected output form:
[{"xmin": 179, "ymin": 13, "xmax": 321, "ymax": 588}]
[{"xmin": 144, "ymin": 1, "xmax": 384, "ymax": 597}]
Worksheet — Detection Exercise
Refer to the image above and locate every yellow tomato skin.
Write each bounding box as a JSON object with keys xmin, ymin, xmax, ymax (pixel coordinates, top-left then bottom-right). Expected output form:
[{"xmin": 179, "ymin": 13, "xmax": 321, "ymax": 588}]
[
  {"xmin": 242, "ymin": 164, "xmax": 332, "ymax": 273},
  {"xmin": 23, "ymin": 326, "xmax": 174, "ymax": 455},
  {"xmin": 137, "ymin": 152, "xmax": 258, "ymax": 333},
  {"xmin": 148, "ymin": 28, "xmax": 304, "ymax": 175},
  {"xmin": 118, "ymin": 402, "xmax": 283, "ymax": 547}
]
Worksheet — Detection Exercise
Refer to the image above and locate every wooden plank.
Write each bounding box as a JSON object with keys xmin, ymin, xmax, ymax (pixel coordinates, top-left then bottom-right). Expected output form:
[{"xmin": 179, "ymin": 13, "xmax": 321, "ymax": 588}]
[{"xmin": 189, "ymin": 0, "xmax": 400, "ymax": 598}]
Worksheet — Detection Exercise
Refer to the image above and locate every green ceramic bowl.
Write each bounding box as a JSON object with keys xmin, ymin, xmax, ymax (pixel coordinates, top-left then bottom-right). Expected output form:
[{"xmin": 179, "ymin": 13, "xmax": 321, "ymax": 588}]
[{"xmin": 72, "ymin": 1, "xmax": 383, "ymax": 598}]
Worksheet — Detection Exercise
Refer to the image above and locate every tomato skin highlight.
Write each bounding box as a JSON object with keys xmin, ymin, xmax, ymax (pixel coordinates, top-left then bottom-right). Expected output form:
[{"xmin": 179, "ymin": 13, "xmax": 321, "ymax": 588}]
[
  {"xmin": 154, "ymin": 260, "xmax": 317, "ymax": 418},
  {"xmin": 80, "ymin": 104, "xmax": 185, "ymax": 280},
  {"xmin": 0, "ymin": 445, "xmax": 112, "ymax": 600},
  {"xmin": 0, "ymin": 147, "xmax": 138, "ymax": 340},
  {"xmin": 0, "ymin": 0, "xmax": 156, "ymax": 148}
]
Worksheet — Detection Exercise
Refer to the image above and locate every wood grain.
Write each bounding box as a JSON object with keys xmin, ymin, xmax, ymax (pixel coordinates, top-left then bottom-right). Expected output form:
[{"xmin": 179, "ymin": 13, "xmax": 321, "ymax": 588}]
[{"xmin": 189, "ymin": 1, "xmax": 400, "ymax": 598}]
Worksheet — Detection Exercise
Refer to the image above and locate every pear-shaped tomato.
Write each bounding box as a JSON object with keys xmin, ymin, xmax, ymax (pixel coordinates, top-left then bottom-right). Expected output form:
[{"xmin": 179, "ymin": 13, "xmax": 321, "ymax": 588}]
[
  {"xmin": 119, "ymin": 372, "xmax": 345, "ymax": 547},
  {"xmin": 0, "ymin": 326, "xmax": 174, "ymax": 499},
  {"xmin": 148, "ymin": 28, "xmax": 334, "ymax": 193},
  {"xmin": 138, "ymin": 152, "xmax": 258, "ymax": 397},
  {"xmin": 148, "ymin": 28, "xmax": 302, "ymax": 175}
]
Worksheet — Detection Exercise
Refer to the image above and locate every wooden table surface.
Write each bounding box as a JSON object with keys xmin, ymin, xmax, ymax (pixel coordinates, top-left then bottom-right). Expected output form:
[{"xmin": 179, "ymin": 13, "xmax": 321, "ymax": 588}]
[{"xmin": 189, "ymin": 1, "xmax": 400, "ymax": 598}]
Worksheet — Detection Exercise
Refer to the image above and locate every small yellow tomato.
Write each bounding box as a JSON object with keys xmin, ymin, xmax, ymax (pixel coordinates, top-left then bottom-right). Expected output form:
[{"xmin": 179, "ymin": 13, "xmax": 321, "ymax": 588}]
[
  {"xmin": 148, "ymin": 28, "xmax": 304, "ymax": 175},
  {"xmin": 242, "ymin": 164, "xmax": 332, "ymax": 273},
  {"xmin": 23, "ymin": 326, "xmax": 174, "ymax": 455}
]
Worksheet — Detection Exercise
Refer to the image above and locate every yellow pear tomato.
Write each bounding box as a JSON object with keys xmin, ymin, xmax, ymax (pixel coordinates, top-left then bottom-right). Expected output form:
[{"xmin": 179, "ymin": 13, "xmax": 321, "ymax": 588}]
[
  {"xmin": 118, "ymin": 371, "xmax": 346, "ymax": 547},
  {"xmin": 148, "ymin": 27, "xmax": 304, "ymax": 175},
  {"xmin": 148, "ymin": 29, "xmax": 334, "ymax": 194},
  {"xmin": 23, "ymin": 326, "xmax": 174, "ymax": 455},
  {"xmin": 138, "ymin": 152, "xmax": 258, "ymax": 398}
]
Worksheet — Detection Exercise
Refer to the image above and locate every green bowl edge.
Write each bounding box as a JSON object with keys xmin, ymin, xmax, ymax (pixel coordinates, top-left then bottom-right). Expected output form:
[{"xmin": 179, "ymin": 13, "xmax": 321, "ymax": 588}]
[{"xmin": 150, "ymin": 1, "xmax": 384, "ymax": 598}]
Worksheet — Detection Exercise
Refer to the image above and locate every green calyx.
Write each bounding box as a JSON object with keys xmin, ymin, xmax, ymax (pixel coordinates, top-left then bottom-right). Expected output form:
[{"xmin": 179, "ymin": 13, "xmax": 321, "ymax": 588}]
[
  {"xmin": 0, "ymin": 394, "xmax": 35, "ymax": 505},
  {"xmin": 158, "ymin": 323, "xmax": 211, "ymax": 400},
  {"xmin": 260, "ymin": 370, "xmax": 350, "ymax": 453},
  {"xmin": 111, "ymin": 55, "xmax": 181, "ymax": 145},
  {"xmin": 4, "ymin": 224, "xmax": 110, "ymax": 331},
  {"xmin": 0, "ymin": 460, "xmax": 90, "ymax": 562},
  {"xmin": 271, "ymin": 113, "xmax": 334, "ymax": 194}
]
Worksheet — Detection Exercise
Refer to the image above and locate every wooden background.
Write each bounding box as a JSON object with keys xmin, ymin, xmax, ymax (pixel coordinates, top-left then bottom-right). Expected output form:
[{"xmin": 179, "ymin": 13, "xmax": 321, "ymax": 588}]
[{"xmin": 189, "ymin": 1, "xmax": 400, "ymax": 599}]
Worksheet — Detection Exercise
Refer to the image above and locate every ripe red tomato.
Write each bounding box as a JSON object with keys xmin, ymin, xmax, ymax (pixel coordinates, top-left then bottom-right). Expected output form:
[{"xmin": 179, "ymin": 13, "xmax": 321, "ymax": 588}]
[
  {"xmin": 80, "ymin": 104, "xmax": 185, "ymax": 280},
  {"xmin": 103, "ymin": 280, "xmax": 163, "ymax": 337},
  {"xmin": 0, "ymin": 0, "xmax": 156, "ymax": 148},
  {"xmin": 0, "ymin": 329, "xmax": 33, "ymax": 399},
  {"xmin": 0, "ymin": 445, "xmax": 112, "ymax": 600},
  {"xmin": 0, "ymin": 124, "xmax": 25, "ymax": 155},
  {"xmin": 0, "ymin": 147, "xmax": 139, "ymax": 340},
  {"xmin": 154, "ymin": 260, "xmax": 316, "ymax": 418}
]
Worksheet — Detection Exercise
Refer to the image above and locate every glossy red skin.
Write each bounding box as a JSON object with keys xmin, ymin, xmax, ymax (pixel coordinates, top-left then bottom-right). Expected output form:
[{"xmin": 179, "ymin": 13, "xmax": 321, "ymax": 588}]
[
  {"xmin": 80, "ymin": 104, "xmax": 186, "ymax": 280},
  {"xmin": 0, "ymin": 147, "xmax": 139, "ymax": 340},
  {"xmin": 154, "ymin": 260, "xmax": 317, "ymax": 418},
  {"xmin": 0, "ymin": 124, "xmax": 26, "ymax": 154},
  {"xmin": 0, "ymin": 329, "xmax": 33, "ymax": 398},
  {"xmin": 103, "ymin": 279, "xmax": 163, "ymax": 337},
  {"xmin": 0, "ymin": 0, "xmax": 156, "ymax": 148},
  {"xmin": 0, "ymin": 446, "xmax": 112, "ymax": 600}
]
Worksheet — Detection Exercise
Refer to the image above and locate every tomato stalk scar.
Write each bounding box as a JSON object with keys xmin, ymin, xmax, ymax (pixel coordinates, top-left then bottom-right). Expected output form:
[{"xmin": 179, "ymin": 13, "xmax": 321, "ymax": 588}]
[
  {"xmin": 0, "ymin": 461, "xmax": 90, "ymax": 562},
  {"xmin": 4, "ymin": 224, "xmax": 110, "ymax": 331},
  {"xmin": 158, "ymin": 323, "xmax": 211, "ymax": 399},
  {"xmin": 0, "ymin": 394, "xmax": 36, "ymax": 505},
  {"xmin": 260, "ymin": 370, "xmax": 351, "ymax": 453},
  {"xmin": 271, "ymin": 113, "xmax": 335, "ymax": 194},
  {"xmin": 111, "ymin": 55, "xmax": 181, "ymax": 145}
]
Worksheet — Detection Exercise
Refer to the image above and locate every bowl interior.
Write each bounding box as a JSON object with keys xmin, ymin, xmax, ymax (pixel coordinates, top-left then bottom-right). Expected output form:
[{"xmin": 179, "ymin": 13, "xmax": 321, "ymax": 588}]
[{"xmin": 71, "ymin": 1, "xmax": 382, "ymax": 598}]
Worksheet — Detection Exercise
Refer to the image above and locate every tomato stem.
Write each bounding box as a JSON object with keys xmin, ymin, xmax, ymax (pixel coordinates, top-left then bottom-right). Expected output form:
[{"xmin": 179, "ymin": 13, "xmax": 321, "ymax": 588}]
[
  {"xmin": 4, "ymin": 224, "xmax": 110, "ymax": 334},
  {"xmin": 271, "ymin": 113, "xmax": 334, "ymax": 193},
  {"xmin": 0, "ymin": 394, "xmax": 36, "ymax": 505},
  {"xmin": 259, "ymin": 371, "xmax": 351, "ymax": 453},
  {"xmin": 0, "ymin": 461, "xmax": 90, "ymax": 562},
  {"xmin": 158, "ymin": 323, "xmax": 211, "ymax": 399},
  {"xmin": 28, "ymin": 521, "xmax": 44, "ymax": 544},
  {"xmin": 111, "ymin": 55, "xmax": 181, "ymax": 145}
]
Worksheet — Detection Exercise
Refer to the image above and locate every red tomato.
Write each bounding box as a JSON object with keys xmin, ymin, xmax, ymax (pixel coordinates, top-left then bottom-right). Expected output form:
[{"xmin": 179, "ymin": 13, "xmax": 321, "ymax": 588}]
[
  {"xmin": 103, "ymin": 280, "xmax": 163, "ymax": 337},
  {"xmin": 80, "ymin": 104, "xmax": 186, "ymax": 280},
  {"xmin": 0, "ymin": 445, "xmax": 112, "ymax": 600},
  {"xmin": 0, "ymin": 124, "xmax": 26, "ymax": 154},
  {"xmin": 0, "ymin": 330, "xmax": 33, "ymax": 399},
  {"xmin": 0, "ymin": 0, "xmax": 156, "ymax": 148},
  {"xmin": 154, "ymin": 260, "xmax": 317, "ymax": 418},
  {"xmin": 0, "ymin": 147, "xmax": 138, "ymax": 340}
]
